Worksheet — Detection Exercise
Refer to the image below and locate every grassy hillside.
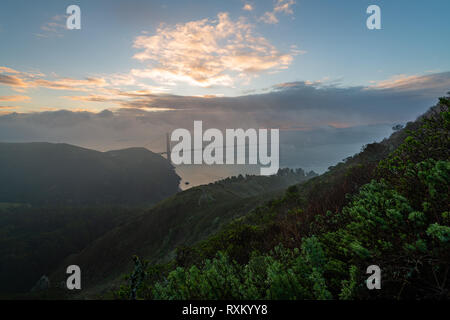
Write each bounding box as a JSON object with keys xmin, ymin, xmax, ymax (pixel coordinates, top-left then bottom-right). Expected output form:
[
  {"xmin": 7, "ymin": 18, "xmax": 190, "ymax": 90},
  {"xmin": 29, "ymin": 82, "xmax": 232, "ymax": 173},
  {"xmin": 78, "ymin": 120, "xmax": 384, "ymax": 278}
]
[
  {"xmin": 47, "ymin": 169, "xmax": 316, "ymax": 298},
  {"xmin": 115, "ymin": 94, "xmax": 449, "ymax": 300}
]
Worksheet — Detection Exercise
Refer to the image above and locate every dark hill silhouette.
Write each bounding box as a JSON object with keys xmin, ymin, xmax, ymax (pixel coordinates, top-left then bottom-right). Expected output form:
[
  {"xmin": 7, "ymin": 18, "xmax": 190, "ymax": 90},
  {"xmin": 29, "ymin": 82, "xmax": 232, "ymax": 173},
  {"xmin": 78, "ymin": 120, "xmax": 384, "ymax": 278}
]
[
  {"xmin": 0, "ymin": 142, "xmax": 315, "ymax": 296},
  {"xmin": 0, "ymin": 143, "xmax": 180, "ymax": 205}
]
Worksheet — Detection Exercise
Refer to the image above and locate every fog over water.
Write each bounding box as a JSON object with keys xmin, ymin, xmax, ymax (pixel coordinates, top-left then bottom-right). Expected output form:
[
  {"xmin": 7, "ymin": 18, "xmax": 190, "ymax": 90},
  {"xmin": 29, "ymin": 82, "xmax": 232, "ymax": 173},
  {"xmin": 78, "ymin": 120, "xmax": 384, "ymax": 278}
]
[{"xmin": 1, "ymin": 76, "xmax": 448, "ymax": 188}]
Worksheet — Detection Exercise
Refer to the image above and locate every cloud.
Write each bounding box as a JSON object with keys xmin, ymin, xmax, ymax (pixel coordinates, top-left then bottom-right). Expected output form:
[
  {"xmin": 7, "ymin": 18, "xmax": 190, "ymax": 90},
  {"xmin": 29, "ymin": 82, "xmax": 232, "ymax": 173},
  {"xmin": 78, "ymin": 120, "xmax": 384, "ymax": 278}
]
[
  {"xmin": 274, "ymin": 0, "xmax": 295, "ymax": 14},
  {"xmin": 35, "ymin": 15, "xmax": 67, "ymax": 38},
  {"xmin": 368, "ymin": 72, "xmax": 450, "ymax": 93},
  {"xmin": 32, "ymin": 77, "xmax": 108, "ymax": 91},
  {"xmin": 243, "ymin": 4, "xmax": 253, "ymax": 11},
  {"xmin": 132, "ymin": 12, "xmax": 295, "ymax": 87},
  {"xmin": 0, "ymin": 95, "xmax": 31, "ymax": 102},
  {"xmin": 62, "ymin": 88, "xmax": 172, "ymax": 108},
  {"xmin": 260, "ymin": 0, "xmax": 295, "ymax": 24},
  {"xmin": 64, "ymin": 95, "xmax": 116, "ymax": 103},
  {"xmin": 0, "ymin": 67, "xmax": 21, "ymax": 74},
  {"xmin": 1, "ymin": 72, "xmax": 447, "ymax": 181},
  {"xmin": 1, "ymin": 64, "xmax": 447, "ymax": 127},
  {"xmin": 0, "ymin": 66, "xmax": 117, "ymax": 94},
  {"xmin": 49, "ymin": 72, "xmax": 450, "ymax": 126},
  {"xmin": 260, "ymin": 11, "xmax": 278, "ymax": 24},
  {"xmin": 0, "ymin": 65, "xmax": 173, "ymax": 109},
  {"xmin": 1, "ymin": 8, "xmax": 299, "ymax": 99},
  {"xmin": 0, "ymin": 105, "xmax": 21, "ymax": 115},
  {"xmin": 0, "ymin": 74, "xmax": 28, "ymax": 87}
]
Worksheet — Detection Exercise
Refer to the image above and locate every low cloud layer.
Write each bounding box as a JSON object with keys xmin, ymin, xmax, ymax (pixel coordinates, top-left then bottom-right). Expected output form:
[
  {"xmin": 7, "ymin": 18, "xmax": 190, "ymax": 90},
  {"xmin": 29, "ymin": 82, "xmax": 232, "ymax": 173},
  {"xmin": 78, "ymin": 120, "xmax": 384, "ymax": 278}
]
[{"xmin": 1, "ymin": 73, "xmax": 448, "ymax": 185}]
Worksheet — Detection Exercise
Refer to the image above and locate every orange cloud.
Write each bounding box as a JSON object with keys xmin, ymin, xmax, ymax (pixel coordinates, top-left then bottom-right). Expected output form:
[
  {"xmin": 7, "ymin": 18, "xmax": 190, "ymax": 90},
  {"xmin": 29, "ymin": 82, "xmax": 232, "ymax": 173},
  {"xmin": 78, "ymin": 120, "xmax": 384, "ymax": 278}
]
[
  {"xmin": 0, "ymin": 95, "xmax": 31, "ymax": 102},
  {"xmin": 260, "ymin": 12, "xmax": 278, "ymax": 24},
  {"xmin": 0, "ymin": 74, "xmax": 28, "ymax": 87},
  {"xmin": 328, "ymin": 122, "xmax": 351, "ymax": 129},
  {"xmin": 260, "ymin": 0, "xmax": 295, "ymax": 24},
  {"xmin": 0, "ymin": 105, "xmax": 19, "ymax": 115},
  {"xmin": 368, "ymin": 73, "xmax": 450, "ymax": 91},
  {"xmin": 243, "ymin": 4, "xmax": 253, "ymax": 11},
  {"xmin": 133, "ymin": 12, "xmax": 296, "ymax": 87},
  {"xmin": 62, "ymin": 88, "xmax": 164, "ymax": 108},
  {"xmin": 0, "ymin": 66, "xmax": 171, "ymax": 101},
  {"xmin": 0, "ymin": 65, "xmax": 111, "ymax": 93},
  {"xmin": 274, "ymin": 0, "xmax": 295, "ymax": 14},
  {"xmin": 64, "ymin": 95, "xmax": 114, "ymax": 103},
  {"xmin": 33, "ymin": 77, "xmax": 108, "ymax": 91},
  {"xmin": 0, "ymin": 67, "xmax": 21, "ymax": 74}
]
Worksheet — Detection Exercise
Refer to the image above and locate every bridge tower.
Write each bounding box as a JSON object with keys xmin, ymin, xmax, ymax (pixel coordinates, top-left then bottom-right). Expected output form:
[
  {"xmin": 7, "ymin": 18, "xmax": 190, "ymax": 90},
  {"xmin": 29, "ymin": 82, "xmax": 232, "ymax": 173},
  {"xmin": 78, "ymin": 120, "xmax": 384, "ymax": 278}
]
[{"xmin": 166, "ymin": 132, "xmax": 171, "ymax": 164}]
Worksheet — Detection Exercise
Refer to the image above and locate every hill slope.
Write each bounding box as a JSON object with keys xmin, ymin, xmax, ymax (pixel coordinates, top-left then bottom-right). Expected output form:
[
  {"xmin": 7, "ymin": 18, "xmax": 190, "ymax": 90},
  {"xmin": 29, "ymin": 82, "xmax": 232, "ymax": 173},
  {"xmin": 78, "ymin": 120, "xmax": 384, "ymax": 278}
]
[
  {"xmin": 114, "ymin": 95, "xmax": 449, "ymax": 300},
  {"xmin": 0, "ymin": 205, "xmax": 145, "ymax": 295},
  {"xmin": 49, "ymin": 169, "xmax": 317, "ymax": 297},
  {"xmin": 0, "ymin": 143, "xmax": 180, "ymax": 205},
  {"xmin": 0, "ymin": 143, "xmax": 180, "ymax": 295}
]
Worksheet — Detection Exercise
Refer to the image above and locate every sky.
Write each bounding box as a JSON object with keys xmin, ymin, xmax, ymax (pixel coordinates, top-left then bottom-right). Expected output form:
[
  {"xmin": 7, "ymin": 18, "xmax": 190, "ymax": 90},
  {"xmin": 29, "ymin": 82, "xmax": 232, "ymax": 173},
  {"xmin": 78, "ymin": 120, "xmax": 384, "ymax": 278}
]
[{"xmin": 0, "ymin": 0, "xmax": 449, "ymax": 186}]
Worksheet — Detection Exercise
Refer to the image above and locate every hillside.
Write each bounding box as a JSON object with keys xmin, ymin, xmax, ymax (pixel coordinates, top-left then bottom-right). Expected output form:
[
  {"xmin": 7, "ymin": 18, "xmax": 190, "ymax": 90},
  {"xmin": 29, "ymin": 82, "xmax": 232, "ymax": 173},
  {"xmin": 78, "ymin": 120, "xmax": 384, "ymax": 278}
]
[
  {"xmin": 0, "ymin": 205, "xmax": 145, "ymax": 295},
  {"xmin": 4, "ymin": 96, "xmax": 448, "ymax": 300},
  {"xmin": 48, "ymin": 169, "xmax": 317, "ymax": 298},
  {"xmin": 0, "ymin": 143, "xmax": 180, "ymax": 205},
  {"xmin": 0, "ymin": 143, "xmax": 180, "ymax": 295},
  {"xmin": 113, "ymin": 95, "xmax": 450, "ymax": 300}
]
